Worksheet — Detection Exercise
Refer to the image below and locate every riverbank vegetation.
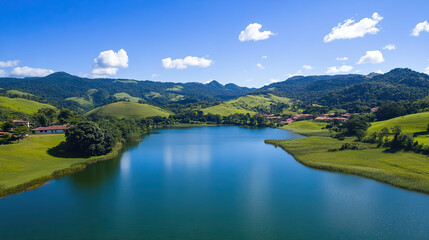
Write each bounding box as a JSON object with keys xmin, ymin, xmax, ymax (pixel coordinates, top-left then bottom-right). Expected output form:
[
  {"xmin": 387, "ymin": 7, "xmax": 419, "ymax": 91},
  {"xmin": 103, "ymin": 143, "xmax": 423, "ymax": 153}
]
[{"xmin": 265, "ymin": 137, "xmax": 429, "ymax": 194}]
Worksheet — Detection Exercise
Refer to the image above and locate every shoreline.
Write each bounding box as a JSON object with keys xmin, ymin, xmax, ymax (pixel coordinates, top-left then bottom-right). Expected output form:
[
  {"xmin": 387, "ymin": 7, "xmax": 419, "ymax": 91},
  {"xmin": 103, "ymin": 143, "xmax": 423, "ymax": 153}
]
[
  {"xmin": 0, "ymin": 123, "xmax": 218, "ymax": 198},
  {"xmin": 267, "ymin": 126, "xmax": 429, "ymax": 195},
  {"xmin": 0, "ymin": 142, "xmax": 123, "ymax": 198}
]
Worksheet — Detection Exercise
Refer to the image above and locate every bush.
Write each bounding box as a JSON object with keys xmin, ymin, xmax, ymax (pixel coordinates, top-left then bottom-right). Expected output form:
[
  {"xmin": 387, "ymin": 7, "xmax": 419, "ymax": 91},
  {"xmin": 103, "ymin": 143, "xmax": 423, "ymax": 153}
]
[{"xmin": 65, "ymin": 121, "xmax": 116, "ymax": 156}]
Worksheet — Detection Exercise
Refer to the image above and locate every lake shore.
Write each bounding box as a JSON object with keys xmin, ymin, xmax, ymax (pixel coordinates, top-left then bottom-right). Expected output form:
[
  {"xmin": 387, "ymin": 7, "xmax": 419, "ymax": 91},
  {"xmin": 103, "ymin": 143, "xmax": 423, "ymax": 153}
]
[
  {"xmin": 270, "ymin": 121, "xmax": 429, "ymax": 194},
  {"xmin": 0, "ymin": 123, "xmax": 218, "ymax": 198},
  {"xmin": 0, "ymin": 134, "xmax": 123, "ymax": 198}
]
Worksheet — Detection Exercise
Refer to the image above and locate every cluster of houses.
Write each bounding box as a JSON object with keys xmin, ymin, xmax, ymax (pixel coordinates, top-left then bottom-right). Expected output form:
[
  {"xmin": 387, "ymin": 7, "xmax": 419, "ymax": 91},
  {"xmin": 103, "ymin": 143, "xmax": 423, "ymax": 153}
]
[
  {"xmin": 0, "ymin": 119, "xmax": 69, "ymax": 137},
  {"xmin": 257, "ymin": 112, "xmax": 361, "ymax": 125}
]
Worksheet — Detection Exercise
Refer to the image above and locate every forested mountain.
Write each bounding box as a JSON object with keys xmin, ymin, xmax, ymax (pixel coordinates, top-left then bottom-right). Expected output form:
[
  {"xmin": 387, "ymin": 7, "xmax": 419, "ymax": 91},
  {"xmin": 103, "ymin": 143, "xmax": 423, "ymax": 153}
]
[
  {"xmin": 0, "ymin": 72, "xmax": 254, "ymax": 110},
  {"xmin": 255, "ymin": 68, "xmax": 429, "ymax": 108}
]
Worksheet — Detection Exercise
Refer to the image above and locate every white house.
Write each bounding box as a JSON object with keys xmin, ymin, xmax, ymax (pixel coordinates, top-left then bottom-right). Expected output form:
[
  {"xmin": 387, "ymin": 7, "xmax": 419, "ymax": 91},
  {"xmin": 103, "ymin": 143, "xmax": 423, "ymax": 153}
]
[{"xmin": 31, "ymin": 125, "xmax": 68, "ymax": 134}]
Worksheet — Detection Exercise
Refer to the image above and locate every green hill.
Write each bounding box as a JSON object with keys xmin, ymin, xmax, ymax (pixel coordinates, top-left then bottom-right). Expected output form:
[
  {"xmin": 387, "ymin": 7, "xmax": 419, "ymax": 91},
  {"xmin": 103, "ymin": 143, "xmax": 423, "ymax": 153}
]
[
  {"xmin": 113, "ymin": 92, "xmax": 142, "ymax": 103},
  {"xmin": 5, "ymin": 90, "xmax": 35, "ymax": 97},
  {"xmin": 368, "ymin": 112, "xmax": 429, "ymax": 145},
  {"xmin": 0, "ymin": 96, "xmax": 55, "ymax": 114},
  {"xmin": 202, "ymin": 94, "xmax": 296, "ymax": 116},
  {"xmin": 86, "ymin": 101, "xmax": 171, "ymax": 119}
]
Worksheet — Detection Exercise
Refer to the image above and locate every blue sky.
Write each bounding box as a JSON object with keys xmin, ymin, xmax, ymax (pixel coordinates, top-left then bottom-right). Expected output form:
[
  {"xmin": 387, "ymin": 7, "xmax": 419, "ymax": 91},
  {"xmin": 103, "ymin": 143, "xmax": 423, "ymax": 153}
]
[{"xmin": 1, "ymin": 0, "xmax": 429, "ymax": 87}]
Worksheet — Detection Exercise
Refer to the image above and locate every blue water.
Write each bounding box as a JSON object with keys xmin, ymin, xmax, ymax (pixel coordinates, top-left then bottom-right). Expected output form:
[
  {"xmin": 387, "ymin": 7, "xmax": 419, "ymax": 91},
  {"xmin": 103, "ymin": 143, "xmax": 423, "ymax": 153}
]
[{"xmin": 1, "ymin": 126, "xmax": 428, "ymax": 239}]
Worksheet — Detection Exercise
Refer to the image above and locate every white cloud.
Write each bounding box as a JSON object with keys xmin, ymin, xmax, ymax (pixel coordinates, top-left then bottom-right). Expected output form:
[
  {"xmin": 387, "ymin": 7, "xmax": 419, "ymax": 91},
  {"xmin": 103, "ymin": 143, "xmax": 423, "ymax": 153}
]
[
  {"xmin": 10, "ymin": 66, "xmax": 54, "ymax": 77},
  {"xmin": 302, "ymin": 65, "xmax": 312, "ymax": 70},
  {"xmin": 425, "ymin": 66, "xmax": 429, "ymax": 74},
  {"xmin": 357, "ymin": 50, "xmax": 384, "ymax": 64},
  {"xmin": 287, "ymin": 70, "xmax": 302, "ymax": 78},
  {"xmin": 92, "ymin": 67, "xmax": 119, "ymax": 76},
  {"xmin": 92, "ymin": 49, "xmax": 128, "ymax": 76},
  {"xmin": 336, "ymin": 57, "xmax": 349, "ymax": 61},
  {"xmin": 0, "ymin": 69, "xmax": 7, "ymax": 77},
  {"xmin": 411, "ymin": 21, "xmax": 429, "ymax": 37},
  {"xmin": 151, "ymin": 73, "xmax": 159, "ymax": 78},
  {"xmin": 162, "ymin": 56, "xmax": 213, "ymax": 69},
  {"xmin": 326, "ymin": 65, "xmax": 353, "ymax": 74},
  {"xmin": 375, "ymin": 70, "xmax": 384, "ymax": 74},
  {"xmin": 0, "ymin": 60, "xmax": 19, "ymax": 68},
  {"xmin": 383, "ymin": 44, "xmax": 396, "ymax": 50},
  {"xmin": 239, "ymin": 23, "xmax": 275, "ymax": 42},
  {"xmin": 270, "ymin": 78, "xmax": 281, "ymax": 83},
  {"xmin": 324, "ymin": 12, "xmax": 383, "ymax": 42},
  {"xmin": 256, "ymin": 63, "xmax": 265, "ymax": 69},
  {"xmin": 261, "ymin": 56, "xmax": 268, "ymax": 59}
]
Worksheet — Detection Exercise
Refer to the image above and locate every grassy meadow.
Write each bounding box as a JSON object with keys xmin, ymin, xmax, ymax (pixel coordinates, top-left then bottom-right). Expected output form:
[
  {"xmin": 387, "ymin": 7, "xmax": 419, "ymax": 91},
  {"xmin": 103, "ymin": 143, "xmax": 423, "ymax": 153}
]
[
  {"xmin": 272, "ymin": 119, "xmax": 429, "ymax": 194},
  {"xmin": 368, "ymin": 112, "xmax": 429, "ymax": 145},
  {"xmin": 0, "ymin": 96, "xmax": 55, "ymax": 114},
  {"xmin": 0, "ymin": 134, "xmax": 121, "ymax": 197},
  {"xmin": 86, "ymin": 101, "xmax": 171, "ymax": 119},
  {"xmin": 280, "ymin": 120, "xmax": 329, "ymax": 136},
  {"xmin": 202, "ymin": 94, "xmax": 296, "ymax": 116}
]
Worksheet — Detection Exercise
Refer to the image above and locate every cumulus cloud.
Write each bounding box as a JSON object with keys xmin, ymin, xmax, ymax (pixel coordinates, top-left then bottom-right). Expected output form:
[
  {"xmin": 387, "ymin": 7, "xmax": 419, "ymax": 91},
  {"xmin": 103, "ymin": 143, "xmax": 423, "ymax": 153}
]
[
  {"xmin": 425, "ymin": 66, "xmax": 429, "ymax": 74},
  {"xmin": 326, "ymin": 65, "xmax": 353, "ymax": 74},
  {"xmin": 302, "ymin": 65, "xmax": 312, "ymax": 70},
  {"xmin": 383, "ymin": 44, "xmax": 396, "ymax": 50},
  {"xmin": 162, "ymin": 56, "xmax": 213, "ymax": 69},
  {"xmin": 0, "ymin": 60, "xmax": 19, "ymax": 68},
  {"xmin": 10, "ymin": 66, "xmax": 54, "ymax": 77},
  {"xmin": 324, "ymin": 12, "xmax": 383, "ymax": 42},
  {"xmin": 336, "ymin": 57, "xmax": 349, "ymax": 61},
  {"xmin": 411, "ymin": 21, "xmax": 429, "ymax": 37},
  {"xmin": 270, "ymin": 78, "xmax": 281, "ymax": 83},
  {"xmin": 287, "ymin": 70, "xmax": 303, "ymax": 78},
  {"xmin": 239, "ymin": 23, "xmax": 275, "ymax": 42},
  {"xmin": 92, "ymin": 49, "xmax": 128, "ymax": 76},
  {"xmin": 256, "ymin": 63, "xmax": 265, "ymax": 69},
  {"xmin": 0, "ymin": 69, "xmax": 7, "ymax": 77},
  {"xmin": 375, "ymin": 70, "xmax": 384, "ymax": 74},
  {"xmin": 261, "ymin": 56, "xmax": 268, "ymax": 59},
  {"xmin": 357, "ymin": 50, "xmax": 384, "ymax": 64}
]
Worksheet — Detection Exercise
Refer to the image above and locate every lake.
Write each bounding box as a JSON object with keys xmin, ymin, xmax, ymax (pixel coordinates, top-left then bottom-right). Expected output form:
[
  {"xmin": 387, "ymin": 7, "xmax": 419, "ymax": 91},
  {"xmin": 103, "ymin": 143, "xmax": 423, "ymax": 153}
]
[{"xmin": 1, "ymin": 126, "xmax": 428, "ymax": 239}]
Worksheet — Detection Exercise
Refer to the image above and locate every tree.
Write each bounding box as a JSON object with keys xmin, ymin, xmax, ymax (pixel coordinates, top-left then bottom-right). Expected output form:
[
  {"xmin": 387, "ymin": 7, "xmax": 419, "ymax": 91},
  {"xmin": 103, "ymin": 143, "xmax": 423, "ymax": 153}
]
[
  {"xmin": 57, "ymin": 109, "xmax": 74, "ymax": 124},
  {"xmin": 11, "ymin": 125, "xmax": 29, "ymax": 143},
  {"xmin": 32, "ymin": 108, "xmax": 57, "ymax": 126},
  {"xmin": 65, "ymin": 121, "xmax": 116, "ymax": 156},
  {"xmin": 375, "ymin": 102, "xmax": 407, "ymax": 121},
  {"xmin": 343, "ymin": 115, "xmax": 370, "ymax": 136}
]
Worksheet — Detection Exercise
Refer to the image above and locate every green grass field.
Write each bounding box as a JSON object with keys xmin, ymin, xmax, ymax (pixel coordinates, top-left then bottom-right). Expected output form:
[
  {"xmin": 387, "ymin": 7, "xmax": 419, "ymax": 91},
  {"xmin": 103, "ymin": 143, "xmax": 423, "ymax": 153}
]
[
  {"xmin": 202, "ymin": 94, "xmax": 296, "ymax": 116},
  {"xmin": 281, "ymin": 120, "xmax": 329, "ymax": 136},
  {"xmin": 113, "ymin": 92, "xmax": 142, "ymax": 103},
  {"xmin": 368, "ymin": 112, "xmax": 429, "ymax": 145},
  {"xmin": 0, "ymin": 96, "xmax": 55, "ymax": 114},
  {"xmin": 6, "ymin": 90, "xmax": 35, "ymax": 97},
  {"xmin": 86, "ymin": 101, "xmax": 171, "ymax": 119},
  {"xmin": 266, "ymin": 136, "xmax": 429, "ymax": 194},
  {"xmin": 65, "ymin": 89, "xmax": 99, "ymax": 108},
  {"xmin": 0, "ymin": 134, "xmax": 121, "ymax": 197}
]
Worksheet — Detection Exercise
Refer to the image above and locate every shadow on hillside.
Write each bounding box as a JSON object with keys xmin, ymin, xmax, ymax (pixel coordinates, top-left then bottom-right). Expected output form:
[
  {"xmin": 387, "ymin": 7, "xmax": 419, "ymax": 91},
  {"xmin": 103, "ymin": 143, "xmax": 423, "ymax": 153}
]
[
  {"xmin": 413, "ymin": 131, "xmax": 429, "ymax": 137},
  {"xmin": 382, "ymin": 148, "xmax": 401, "ymax": 153},
  {"xmin": 47, "ymin": 142, "xmax": 91, "ymax": 158}
]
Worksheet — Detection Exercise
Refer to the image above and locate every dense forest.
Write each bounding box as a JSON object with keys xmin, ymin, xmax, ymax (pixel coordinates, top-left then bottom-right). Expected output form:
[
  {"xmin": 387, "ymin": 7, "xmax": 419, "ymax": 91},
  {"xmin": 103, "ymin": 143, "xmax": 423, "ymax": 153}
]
[{"xmin": 256, "ymin": 68, "xmax": 429, "ymax": 109}]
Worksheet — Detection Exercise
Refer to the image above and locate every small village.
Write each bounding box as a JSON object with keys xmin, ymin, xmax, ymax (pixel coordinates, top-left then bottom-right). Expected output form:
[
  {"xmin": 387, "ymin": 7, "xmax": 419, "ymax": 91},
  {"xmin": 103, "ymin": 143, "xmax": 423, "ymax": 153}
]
[{"xmin": 257, "ymin": 107, "xmax": 379, "ymax": 125}]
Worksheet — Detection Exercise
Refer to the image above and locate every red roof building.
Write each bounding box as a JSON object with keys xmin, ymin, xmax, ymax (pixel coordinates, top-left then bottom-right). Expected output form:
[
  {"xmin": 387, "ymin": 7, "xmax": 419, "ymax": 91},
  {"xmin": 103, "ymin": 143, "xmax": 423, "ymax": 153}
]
[{"xmin": 31, "ymin": 125, "xmax": 68, "ymax": 134}]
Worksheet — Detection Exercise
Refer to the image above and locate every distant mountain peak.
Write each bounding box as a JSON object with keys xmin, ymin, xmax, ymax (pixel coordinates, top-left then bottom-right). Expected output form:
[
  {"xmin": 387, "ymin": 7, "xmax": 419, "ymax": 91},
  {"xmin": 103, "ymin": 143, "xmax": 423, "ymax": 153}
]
[
  {"xmin": 44, "ymin": 71, "xmax": 75, "ymax": 78},
  {"xmin": 206, "ymin": 80, "xmax": 223, "ymax": 87}
]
